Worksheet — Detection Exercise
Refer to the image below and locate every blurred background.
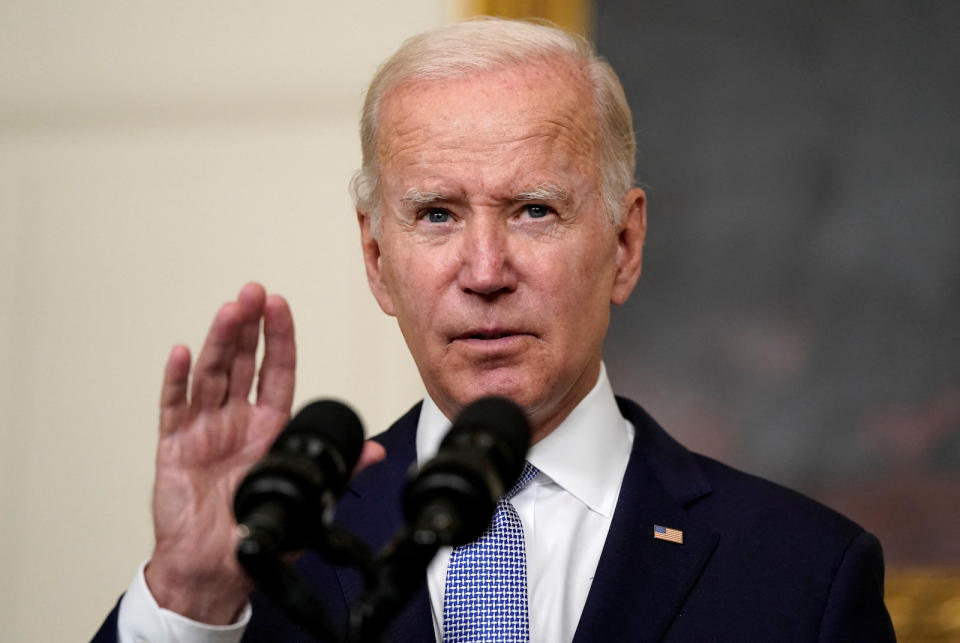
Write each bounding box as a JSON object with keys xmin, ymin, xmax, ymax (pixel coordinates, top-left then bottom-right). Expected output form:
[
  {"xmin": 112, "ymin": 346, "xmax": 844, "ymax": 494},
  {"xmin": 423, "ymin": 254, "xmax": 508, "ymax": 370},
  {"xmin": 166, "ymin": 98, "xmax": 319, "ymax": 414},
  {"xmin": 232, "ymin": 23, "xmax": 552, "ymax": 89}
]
[
  {"xmin": 1, "ymin": 0, "xmax": 956, "ymax": 639},
  {"xmin": 596, "ymin": 2, "xmax": 960, "ymax": 638}
]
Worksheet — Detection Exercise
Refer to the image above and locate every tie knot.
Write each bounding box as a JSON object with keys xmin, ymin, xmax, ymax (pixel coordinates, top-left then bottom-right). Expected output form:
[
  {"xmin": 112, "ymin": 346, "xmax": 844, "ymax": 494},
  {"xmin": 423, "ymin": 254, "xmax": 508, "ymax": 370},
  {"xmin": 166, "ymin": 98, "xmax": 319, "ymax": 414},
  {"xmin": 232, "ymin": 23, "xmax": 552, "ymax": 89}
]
[{"xmin": 504, "ymin": 462, "xmax": 539, "ymax": 501}]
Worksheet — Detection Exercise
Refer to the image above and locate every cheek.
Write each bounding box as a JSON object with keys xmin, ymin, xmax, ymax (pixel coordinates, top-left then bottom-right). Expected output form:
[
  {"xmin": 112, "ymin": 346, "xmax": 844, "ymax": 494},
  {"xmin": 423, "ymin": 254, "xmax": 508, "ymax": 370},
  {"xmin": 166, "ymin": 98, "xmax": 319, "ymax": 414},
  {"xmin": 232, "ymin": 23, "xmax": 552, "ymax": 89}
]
[
  {"xmin": 542, "ymin": 235, "xmax": 617, "ymax": 295},
  {"xmin": 558, "ymin": 251, "xmax": 618, "ymax": 329},
  {"xmin": 381, "ymin": 243, "xmax": 453, "ymax": 321}
]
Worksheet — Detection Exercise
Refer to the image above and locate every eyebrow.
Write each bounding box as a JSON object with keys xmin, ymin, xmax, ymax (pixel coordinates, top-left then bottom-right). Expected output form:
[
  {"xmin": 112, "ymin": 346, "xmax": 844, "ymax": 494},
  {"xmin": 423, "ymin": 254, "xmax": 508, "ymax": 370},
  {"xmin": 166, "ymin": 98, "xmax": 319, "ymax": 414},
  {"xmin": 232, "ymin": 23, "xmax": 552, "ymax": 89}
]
[
  {"xmin": 400, "ymin": 188, "xmax": 447, "ymax": 206},
  {"xmin": 513, "ymin": 183, "xmax": 569, "ymax": 202},
  {"xmin": 400, "ymin": 183, "xmax": 569, "ymax": 207}
]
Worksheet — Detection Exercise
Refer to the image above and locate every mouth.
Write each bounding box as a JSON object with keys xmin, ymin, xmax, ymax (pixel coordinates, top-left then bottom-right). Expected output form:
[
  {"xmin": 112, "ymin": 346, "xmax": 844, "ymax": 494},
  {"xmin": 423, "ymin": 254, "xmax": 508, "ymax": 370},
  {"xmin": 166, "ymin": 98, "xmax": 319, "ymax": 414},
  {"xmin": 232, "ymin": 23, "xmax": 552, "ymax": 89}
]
[
  {"xmin": 463, "ymin": 331, "xmax": 517, "ymax": 340},
  {"xmin": 448, "ymin": 327, "xmax": 538, "ymax": 362},
  {"xmin": 452, "ymin": 328, "xmax": 535, "ymax": 344}
]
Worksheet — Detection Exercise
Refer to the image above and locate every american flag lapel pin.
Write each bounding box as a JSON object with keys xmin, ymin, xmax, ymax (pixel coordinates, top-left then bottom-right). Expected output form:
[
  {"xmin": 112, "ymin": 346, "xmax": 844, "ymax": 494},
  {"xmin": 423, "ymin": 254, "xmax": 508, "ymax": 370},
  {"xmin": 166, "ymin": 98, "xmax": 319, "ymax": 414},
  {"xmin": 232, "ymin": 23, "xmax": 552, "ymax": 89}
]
[{"xmin": 654, "ymin": 524, "xmax": 684, "ymax": 544}]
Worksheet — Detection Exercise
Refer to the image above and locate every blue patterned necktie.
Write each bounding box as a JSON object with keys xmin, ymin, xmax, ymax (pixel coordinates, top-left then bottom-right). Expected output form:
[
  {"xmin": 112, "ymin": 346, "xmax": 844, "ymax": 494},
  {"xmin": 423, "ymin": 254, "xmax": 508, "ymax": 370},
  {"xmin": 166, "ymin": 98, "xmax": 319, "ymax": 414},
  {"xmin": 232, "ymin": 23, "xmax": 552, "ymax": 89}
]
[{"xmin": 442, "ymin": 462, "xmax": 540, "ymax": 642}]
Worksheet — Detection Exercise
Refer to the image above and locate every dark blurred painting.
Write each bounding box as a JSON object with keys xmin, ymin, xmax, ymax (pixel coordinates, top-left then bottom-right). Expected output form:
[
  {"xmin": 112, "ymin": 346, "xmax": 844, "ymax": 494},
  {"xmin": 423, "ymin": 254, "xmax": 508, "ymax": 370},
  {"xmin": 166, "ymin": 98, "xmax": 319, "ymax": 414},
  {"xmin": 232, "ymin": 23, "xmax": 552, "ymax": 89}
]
[{"xmin": 597, "ymin": 0, "xmax": 959, "ymax": 567}]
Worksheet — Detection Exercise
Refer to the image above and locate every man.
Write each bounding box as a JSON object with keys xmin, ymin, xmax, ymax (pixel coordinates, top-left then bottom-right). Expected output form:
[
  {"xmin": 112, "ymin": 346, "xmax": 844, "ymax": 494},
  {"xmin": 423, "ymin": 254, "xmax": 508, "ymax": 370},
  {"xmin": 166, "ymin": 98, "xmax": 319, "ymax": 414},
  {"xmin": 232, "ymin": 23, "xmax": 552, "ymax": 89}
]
[{"xmin": 95, "ymin": 18, "xmax": 895, "ymax": 642}]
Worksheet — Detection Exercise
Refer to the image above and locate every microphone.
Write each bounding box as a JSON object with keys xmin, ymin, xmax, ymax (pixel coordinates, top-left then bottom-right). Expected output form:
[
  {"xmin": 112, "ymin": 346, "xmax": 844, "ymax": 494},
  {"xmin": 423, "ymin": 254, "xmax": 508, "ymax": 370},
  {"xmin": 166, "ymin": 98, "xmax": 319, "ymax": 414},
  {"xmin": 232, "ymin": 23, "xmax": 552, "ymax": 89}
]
[
  {"xmin": 403, "ymin": 395, "xmax": 531, "ymax": 547},
  {"xmin": 233, "ymin": 399, "xmax": 364, "ymax": 554}
]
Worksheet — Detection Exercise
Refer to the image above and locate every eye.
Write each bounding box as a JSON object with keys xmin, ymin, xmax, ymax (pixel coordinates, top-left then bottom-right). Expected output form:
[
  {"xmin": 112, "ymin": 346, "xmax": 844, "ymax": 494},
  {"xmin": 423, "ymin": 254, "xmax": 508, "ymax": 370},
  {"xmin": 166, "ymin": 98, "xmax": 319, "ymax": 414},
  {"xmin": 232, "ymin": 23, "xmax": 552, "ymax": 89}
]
[
  {"xmin": 523, "ymin": 204, "xmax": 551, "ymax": 219},
  {"xmin": 423, "ymin": 208, "xmax": 452, "ymax": 223}
]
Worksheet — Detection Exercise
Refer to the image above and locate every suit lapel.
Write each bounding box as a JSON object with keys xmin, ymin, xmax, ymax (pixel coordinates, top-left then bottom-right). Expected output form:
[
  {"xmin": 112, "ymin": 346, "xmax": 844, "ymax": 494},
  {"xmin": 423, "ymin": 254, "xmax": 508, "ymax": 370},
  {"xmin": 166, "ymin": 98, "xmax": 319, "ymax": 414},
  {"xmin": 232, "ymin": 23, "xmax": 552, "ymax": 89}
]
[{"xmin": 574, "ymin": 399, "xmax": 719, "ymax": 643}]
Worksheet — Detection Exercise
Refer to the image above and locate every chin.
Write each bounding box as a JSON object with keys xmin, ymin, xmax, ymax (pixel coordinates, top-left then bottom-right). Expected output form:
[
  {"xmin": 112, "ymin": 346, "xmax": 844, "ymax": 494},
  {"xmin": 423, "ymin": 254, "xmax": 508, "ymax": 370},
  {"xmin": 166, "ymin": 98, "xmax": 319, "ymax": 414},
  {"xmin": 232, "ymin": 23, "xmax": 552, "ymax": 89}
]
[{"xmin": 452, "ymin": 366, "xmax": 547, "ymax": 409}]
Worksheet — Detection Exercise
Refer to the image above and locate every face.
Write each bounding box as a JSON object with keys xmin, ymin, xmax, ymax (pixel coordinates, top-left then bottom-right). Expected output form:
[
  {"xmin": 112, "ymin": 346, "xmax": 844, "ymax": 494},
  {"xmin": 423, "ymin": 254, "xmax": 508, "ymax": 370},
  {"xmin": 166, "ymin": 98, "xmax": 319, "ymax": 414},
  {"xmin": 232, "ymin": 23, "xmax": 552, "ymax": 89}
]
[{"xmin": 359, "ymin": 61, "xmax": 646, "ymax": 441}]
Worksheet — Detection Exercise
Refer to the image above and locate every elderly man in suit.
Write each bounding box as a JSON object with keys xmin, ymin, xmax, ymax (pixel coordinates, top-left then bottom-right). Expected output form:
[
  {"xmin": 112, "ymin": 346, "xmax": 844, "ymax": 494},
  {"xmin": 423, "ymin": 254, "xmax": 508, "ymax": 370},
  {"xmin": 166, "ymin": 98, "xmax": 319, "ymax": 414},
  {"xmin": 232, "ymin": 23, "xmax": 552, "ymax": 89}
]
[{"xmin": 95, "ymin": 18, "xmax": 895, "ymax": 642}]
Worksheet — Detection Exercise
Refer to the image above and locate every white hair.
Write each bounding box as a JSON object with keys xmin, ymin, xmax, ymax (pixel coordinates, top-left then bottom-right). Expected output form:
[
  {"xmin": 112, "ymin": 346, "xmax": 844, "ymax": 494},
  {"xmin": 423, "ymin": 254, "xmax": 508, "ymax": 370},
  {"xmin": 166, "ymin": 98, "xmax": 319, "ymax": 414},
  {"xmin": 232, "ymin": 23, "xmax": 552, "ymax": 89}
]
[{"xmin": 349, "ymin": 17, "xmax": 636, "ymax": 236}]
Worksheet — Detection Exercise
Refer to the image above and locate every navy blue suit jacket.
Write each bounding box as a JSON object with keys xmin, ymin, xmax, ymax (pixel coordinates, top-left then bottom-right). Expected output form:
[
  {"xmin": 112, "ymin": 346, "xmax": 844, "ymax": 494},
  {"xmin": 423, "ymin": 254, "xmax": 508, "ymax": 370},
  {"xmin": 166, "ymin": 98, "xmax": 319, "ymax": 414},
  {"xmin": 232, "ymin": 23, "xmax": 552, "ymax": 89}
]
[{"xmin": 94, "ymin": 398, "xmax": 895, "ymax": 641}]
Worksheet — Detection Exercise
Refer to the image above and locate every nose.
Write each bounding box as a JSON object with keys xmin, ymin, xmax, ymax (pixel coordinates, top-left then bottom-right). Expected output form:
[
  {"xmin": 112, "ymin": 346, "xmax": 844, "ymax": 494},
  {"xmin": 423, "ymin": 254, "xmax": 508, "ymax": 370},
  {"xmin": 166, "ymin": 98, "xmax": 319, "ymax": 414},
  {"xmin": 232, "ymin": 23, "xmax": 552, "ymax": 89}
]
[{"xmin": 457, "ymin": 217, "xmax": 517, "ymax": 297}]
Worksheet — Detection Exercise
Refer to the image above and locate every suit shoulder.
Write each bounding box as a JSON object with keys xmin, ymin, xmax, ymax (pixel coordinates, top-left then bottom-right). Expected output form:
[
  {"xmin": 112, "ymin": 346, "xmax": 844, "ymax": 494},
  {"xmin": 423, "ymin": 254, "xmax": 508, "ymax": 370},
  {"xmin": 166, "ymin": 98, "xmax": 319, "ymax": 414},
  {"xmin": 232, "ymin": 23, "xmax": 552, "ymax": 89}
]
[
  {"xmin": 691, "ymin": 452, "xmax": 867, "ymax": 553},
  {"xmin": 617, "ymin": 395, "xmax": 866, "ymax": 550},
  {"xmin": 681, "ymin": 454, "xmax": 893, "ymax": 638}
]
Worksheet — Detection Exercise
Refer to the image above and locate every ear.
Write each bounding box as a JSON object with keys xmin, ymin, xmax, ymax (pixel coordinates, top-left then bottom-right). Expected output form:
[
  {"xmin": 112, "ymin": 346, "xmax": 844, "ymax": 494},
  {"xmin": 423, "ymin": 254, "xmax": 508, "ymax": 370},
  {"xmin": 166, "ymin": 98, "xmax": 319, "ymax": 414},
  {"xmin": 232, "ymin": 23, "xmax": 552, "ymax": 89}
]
[
  {"xmin": 357, "ymin": 210, "xmax": 396, "ymax": 316},
  {"xmin": 610, "ymin": 188, "xmax": 647, "ymax": 306}
]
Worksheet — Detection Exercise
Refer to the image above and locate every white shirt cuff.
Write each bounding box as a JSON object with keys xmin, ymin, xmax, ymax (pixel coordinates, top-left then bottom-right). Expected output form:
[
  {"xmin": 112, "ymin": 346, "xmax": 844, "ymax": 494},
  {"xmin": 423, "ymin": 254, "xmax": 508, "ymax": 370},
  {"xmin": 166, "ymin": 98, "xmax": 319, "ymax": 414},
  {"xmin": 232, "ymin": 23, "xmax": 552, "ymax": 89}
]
[{"xmin": 116, "ymin": 559, "xmax": 251, "ymax": 643}]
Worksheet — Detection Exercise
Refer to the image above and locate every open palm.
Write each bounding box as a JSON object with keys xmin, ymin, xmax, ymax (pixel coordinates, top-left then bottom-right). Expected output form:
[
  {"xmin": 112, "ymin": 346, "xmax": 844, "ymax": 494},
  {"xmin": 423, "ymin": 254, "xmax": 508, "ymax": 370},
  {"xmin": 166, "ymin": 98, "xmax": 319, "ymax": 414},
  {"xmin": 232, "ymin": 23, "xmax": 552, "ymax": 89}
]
[{"xmin": 146, "ymin": 283, "xmax": 295, "ymax": 624}]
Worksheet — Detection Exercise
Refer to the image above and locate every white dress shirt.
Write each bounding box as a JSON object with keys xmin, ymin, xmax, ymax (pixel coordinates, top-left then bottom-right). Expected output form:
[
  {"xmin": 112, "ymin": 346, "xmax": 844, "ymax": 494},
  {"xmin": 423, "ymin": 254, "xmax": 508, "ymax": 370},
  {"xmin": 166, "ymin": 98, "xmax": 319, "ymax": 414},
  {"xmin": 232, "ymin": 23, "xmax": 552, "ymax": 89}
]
[{"xmin": 118, "ymin": 364, "xmax": 634, "ymax": 643}]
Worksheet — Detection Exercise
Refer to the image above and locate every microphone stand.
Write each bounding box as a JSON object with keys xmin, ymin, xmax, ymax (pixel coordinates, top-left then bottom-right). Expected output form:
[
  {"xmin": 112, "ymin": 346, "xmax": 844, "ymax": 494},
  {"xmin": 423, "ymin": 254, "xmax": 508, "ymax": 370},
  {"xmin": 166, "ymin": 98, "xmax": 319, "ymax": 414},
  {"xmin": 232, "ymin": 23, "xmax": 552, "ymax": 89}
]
[
  {"xmin": 347, "ymin": 497, "xmax": 465, "ymax": 642},
  {"xmin": 237, "ymin": 498, "xmax": 464, "ymax": 642},
  {"xmin": 236, "ymin": 522, "xmax": 379, "ymax": 642},
  {"xmin": 236, "ymin": 535, "xmax": 341, "ymax": 641}
]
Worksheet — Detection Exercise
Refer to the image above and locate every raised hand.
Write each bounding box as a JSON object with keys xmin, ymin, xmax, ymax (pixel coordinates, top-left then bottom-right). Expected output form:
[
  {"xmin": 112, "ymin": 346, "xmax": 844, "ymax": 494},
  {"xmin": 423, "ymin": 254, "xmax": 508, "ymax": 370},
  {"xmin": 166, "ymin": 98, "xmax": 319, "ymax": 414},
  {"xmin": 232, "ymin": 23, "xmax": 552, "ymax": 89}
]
[{"xmin": 145, "ymin": 283, "xmax": 296, "ymax": 623}]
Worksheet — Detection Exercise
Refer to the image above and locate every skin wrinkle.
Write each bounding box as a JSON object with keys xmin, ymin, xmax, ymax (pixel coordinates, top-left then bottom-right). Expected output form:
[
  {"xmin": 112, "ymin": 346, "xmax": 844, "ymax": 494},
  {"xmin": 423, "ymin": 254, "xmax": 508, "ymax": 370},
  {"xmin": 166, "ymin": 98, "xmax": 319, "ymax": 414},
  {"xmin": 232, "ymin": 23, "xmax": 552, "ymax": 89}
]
[{"xmin": 378, "ymin": 65, "xmax": 597, "ymax": 184}]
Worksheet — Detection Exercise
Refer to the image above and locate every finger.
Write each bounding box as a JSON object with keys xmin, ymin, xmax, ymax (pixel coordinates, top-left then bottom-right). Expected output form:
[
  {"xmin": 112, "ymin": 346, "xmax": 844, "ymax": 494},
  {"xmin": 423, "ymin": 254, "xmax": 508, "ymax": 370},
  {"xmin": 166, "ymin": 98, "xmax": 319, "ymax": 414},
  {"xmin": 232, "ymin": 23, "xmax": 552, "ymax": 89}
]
[
  {"xmin": 256, "ymin": 294, "xmax": 296, "ymax": 412},
  {"xmin": 191, "ymin": 301, "xmax": 244, "ymax": 410},
  {"xmin": 352, "ymin": 440, "xmax": 387, "ymax": 477},
  {"xmin": 159, "ymin": 344, "xmax": 191, "ymax": 436},
  {"xmin": 227, "ymin": 282, "xmax": 267, "ymax": 401}
]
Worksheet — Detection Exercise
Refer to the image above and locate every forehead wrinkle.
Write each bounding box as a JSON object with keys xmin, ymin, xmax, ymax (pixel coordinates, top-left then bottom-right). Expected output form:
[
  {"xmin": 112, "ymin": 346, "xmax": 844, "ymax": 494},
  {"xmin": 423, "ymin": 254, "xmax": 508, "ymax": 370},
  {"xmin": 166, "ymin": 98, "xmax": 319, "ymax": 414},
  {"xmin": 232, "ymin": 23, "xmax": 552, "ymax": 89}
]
[
  {"xmin": 382, "ymin": 100, "xmax": 597, "ymax": 169},
  {"xmin": 378, "ymin": 65, "xmax": 603, "ymax": 212}
]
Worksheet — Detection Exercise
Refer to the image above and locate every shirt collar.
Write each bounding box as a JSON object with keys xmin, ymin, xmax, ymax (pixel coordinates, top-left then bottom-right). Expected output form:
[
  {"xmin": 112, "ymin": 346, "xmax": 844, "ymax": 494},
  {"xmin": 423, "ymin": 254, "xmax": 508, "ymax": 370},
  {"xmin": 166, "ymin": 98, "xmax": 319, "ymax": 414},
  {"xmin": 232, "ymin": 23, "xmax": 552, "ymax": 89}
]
[{"xmin": 415, "ymin": 363, "xmax": 633, "ymax": 517}]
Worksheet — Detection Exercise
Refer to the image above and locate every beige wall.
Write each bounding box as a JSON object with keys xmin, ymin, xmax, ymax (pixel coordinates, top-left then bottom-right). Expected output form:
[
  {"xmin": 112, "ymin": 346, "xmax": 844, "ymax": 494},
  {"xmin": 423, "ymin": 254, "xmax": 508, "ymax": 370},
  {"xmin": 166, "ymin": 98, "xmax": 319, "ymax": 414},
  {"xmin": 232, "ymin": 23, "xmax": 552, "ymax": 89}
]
[{"xmin": 0, "ymin": 2, "xmax": 451, "ymax": 639}]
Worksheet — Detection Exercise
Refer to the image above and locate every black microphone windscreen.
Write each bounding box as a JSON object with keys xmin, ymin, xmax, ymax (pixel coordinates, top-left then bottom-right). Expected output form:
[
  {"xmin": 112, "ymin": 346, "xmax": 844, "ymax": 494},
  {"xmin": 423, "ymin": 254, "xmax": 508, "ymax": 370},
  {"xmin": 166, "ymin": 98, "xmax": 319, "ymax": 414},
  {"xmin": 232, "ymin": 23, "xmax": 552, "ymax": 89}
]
[
  {"xmin": 401, "ymin": 396, "xmax": 531, "ymax": 546},
  {"xmin": 442, "ymin": 395, "xmax": 530, "ymax": 480},
  {"xmin": 234, "ymin": 398, "xmax": 365, "ymax": 553},
  {"xmin": 287, "ymin": 399, "xmax": 365, "ymax": 474},
  {"xmin": 445, "ymin": 396, "xmax": 528, "ymax": 446}
]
